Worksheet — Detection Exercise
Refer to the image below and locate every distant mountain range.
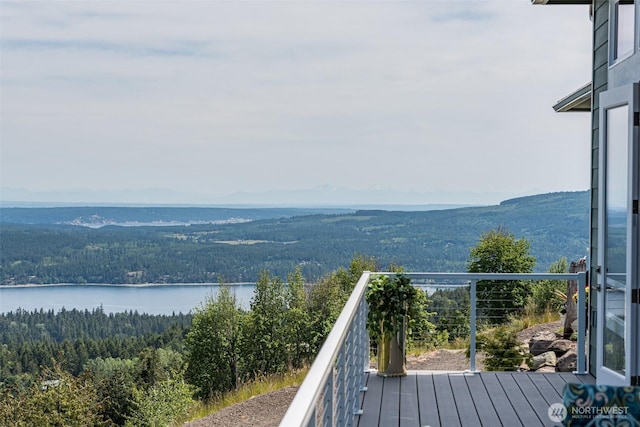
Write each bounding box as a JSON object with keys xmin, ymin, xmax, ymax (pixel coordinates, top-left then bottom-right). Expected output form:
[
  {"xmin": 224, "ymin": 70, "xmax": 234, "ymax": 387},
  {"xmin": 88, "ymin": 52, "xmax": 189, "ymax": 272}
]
[{"xmin": 0, "ymin": 186, "xmax": 524, "ymax": 207}]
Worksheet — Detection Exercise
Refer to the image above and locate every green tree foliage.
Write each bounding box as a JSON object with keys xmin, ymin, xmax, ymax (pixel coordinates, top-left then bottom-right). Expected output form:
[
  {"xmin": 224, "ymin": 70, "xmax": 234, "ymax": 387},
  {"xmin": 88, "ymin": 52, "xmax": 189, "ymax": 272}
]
[
  {"xmin": 125, "ymin": 379, "xmax": 194, "ymax": 427},
  {"xmin": 428, "ymin": 287, "xmax": 470, "ymax": 342},
  {"xmin": 467, "ymin": 228, "xmax": 536, "ymax": 323},
  {"xmin": 283, "ymin": 268, "xmax": 312, "ymax": 369},
  {"xmin": 99, "ymin": 368, "xmax": 136, "ymax": 425},
  {"xmin": 0, "ymin": 308, "xmax": 191, "ymax": 382},
  {"xmin": 306, "ymin": 255, "xmax": 377, "ymax": 353},
  {"xmin": 473, "ymin": 326, "xmax": 532, "ymax": 371},
  {"xmin": 241, "ymin": 271, "xmax": 293, "ymax": 377},
  {"xmin": 0, "ymin": 364, "xmax": 107, "ymax": 427},
  {"xmin": 85, "ymin": 357, "xmax": 138, "ymax": 426},
  {"xmin": 529, "ymin": 257, "xmax": 568, "ymax": 314},
  {"xmin": 184, "ymin": 257, "xmax": 373, "ymax": 399},
  {"xmin": 405, "ymin": 287, "xmax": 440, "ymax": 349},
  {"xmin": 185, "ymin": 286, "xmax": 243, "ymax": 399}
]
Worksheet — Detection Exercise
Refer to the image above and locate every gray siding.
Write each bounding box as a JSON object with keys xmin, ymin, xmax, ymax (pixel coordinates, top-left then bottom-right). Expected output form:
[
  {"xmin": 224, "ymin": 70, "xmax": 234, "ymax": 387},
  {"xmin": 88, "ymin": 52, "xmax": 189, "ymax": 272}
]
[{"xmin": 589, "ymin": 0, "xmax": 610, "ymax": 375}]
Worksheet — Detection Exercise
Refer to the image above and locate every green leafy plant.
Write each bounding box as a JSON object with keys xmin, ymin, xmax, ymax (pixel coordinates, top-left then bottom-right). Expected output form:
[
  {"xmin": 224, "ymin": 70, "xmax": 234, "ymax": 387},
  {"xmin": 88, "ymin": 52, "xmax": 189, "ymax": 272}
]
[
  {"xmin": 366, "ymin": 274, "xmax": 418, "ymax": 344},
  {"xmin": 366, "ymin": 274, "xmax": 420, "ymax": 376}
]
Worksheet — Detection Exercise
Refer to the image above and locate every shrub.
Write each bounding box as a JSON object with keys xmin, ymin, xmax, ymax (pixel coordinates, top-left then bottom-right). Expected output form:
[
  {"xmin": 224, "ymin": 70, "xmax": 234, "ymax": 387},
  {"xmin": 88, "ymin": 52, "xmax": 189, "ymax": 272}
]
[{"xmin": 472, "ymin": 326, "xmax": 531, "ymax": 371}]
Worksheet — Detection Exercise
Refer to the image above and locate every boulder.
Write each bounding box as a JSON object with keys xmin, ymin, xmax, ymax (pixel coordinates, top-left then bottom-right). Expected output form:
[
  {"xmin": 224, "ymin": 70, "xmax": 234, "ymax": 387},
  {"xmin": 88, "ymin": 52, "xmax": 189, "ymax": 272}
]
[
  {"xmin": 549, "ymin": 339, "xmax": 576, "ymax": 356},
  {"xmin": 535, "ymin": 365, "xmax": 557, "ymax": 373},
  {"xmin": 529, "ymin": 331, "xmax": 559, "ymax": 356},
  {"xmin": 531, "ymin": 351, "xmax": 557, "ymax": 370},
  {"xmin": 556, "ymin": 350, "xmax": 577, "ymax": 372}
]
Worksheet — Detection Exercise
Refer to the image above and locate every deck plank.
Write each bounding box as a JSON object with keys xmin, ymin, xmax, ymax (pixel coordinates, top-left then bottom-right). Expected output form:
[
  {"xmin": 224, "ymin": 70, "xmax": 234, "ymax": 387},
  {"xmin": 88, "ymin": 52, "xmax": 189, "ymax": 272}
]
[
  {"xmin": 514, "ymin": 374, "xmax": 557, "ymax": 427},
  {"xmin": 432, "ymin": 373, "xmax": 461, "ymax": 427},
  {"xmin": 416, "ymin": 373, "xmax": 441, "ymax": 427},
  {"xmin": 495, "ymin": 373, "xmax": 544, "ymax": 426},
  {"xmin": 543, "ymin": 372, "xmax": 571, "ymax": 396},
  {"xmin": 379, "ymin": 376, "xmax": 401, "ymax": 427},
  {"xmin": 480, "ymin": 372, "xmax": 524, "ymax": 427},
  {"xmin": 573, "ymin": 373, "xmax": 596, "ymax": 385},
  {"xmin": 527, "ymin": 373, "xmax": 563, "ymax": 406},
  {"xmin": 448, "ymin": 374, "xmax": 480, "ymax": 426},
  {"xmin": 399, "ymin": 374, "xmax": 420, "ymax": 427},
  {"xmin": 357, "ymin": 373, "xmax": 383, "ymax": 427},
  {"xmin": 464, "ymin": 373, "xmax": 502, "ymax": 427}
]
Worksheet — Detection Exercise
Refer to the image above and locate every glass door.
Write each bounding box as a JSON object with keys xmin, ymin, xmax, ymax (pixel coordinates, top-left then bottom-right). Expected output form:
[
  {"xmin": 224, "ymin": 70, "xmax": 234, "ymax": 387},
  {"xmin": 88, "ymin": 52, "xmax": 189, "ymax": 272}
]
[{"xmin": 597, "ymin": 83, "xmax": 639, "ymax": 386}]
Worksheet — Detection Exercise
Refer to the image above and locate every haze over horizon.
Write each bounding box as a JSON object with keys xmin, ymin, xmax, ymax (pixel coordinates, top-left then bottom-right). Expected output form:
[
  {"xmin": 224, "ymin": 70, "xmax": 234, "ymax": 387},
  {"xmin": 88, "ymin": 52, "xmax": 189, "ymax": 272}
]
[
  {"xmin": 0, "ymin": 186, "xmax": 589, "ymax": 208},
  {"xmin": 1, "ymin": 1, "xmax": 592, "ymax": 206}
]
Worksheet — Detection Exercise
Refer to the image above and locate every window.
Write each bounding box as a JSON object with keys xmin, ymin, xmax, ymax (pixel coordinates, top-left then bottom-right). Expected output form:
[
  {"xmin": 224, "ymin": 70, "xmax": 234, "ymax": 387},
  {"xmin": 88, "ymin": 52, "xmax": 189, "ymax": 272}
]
[{"xmin": 611, "ymin": 0, "xmax": 635, "ymax": 63}]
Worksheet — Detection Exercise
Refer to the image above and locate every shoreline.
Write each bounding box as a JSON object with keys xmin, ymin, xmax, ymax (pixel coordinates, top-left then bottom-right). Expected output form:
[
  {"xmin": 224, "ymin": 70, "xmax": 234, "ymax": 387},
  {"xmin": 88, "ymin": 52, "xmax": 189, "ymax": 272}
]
[{"xmin": 0, "ymin": 282, "xmax": 256, "ymax": 289}]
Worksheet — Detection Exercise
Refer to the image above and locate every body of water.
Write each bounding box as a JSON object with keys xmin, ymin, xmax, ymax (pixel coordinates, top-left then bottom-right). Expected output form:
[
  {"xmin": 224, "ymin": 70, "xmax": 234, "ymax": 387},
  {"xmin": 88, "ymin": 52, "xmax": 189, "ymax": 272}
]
[{"xmin": 0, "ymin": 284, "xmax": 256, "ymax": 315}]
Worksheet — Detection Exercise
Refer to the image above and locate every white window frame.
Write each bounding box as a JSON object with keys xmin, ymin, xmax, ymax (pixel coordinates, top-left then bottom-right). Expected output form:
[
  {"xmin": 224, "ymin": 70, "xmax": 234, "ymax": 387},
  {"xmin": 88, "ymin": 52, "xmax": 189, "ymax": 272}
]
[{"xmin": 609, "ymin": 0, "xmax": 637, "ymax": 66}]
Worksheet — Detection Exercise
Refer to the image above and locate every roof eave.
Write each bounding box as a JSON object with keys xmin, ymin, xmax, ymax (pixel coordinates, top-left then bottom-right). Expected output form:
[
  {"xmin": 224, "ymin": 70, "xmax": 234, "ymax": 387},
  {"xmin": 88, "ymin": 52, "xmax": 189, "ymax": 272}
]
[{"xmin": 553, "ymin": 82, "xmax": 592, "ymax": 112}]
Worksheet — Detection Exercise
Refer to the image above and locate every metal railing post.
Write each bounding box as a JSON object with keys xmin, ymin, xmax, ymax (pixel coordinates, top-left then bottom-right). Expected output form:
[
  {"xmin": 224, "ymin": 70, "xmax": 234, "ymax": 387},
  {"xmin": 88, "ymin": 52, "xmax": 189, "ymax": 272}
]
[
  {"xmin": 322, "ymin": 370, "xmax": 333, "ymax": 427},
  {"xmin": 363, "ymin": 300, "xmax": 370, "ymax": 373},
  {"xmin": 574, "ymin": 271, "xmax": 587, "ymax": 375},
  {"xmin": 336, "ymin": 343, "xmax": 346, "ymax": 425},
  {"xmin": 468, "ymin": 279, "xmax": 479, "ymax": 373},
  {"xmin": 356, "ymin": 298, "xmax": 366, "ymax": 410}
]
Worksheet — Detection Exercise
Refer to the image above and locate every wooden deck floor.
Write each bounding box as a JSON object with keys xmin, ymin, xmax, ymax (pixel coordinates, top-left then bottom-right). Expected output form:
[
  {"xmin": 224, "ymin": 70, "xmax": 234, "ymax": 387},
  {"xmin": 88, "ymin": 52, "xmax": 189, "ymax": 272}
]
[{"xmin": 355, "ymin": 370, "xmax": 596, "ymax": 427}]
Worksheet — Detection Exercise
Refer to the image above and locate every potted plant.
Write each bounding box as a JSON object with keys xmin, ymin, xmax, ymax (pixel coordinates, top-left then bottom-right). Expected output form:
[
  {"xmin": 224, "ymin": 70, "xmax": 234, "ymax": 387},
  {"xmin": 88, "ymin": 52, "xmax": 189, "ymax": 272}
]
[{"xmin": 366, "ymin": 273, "xmax": 418, "ymax": 377}]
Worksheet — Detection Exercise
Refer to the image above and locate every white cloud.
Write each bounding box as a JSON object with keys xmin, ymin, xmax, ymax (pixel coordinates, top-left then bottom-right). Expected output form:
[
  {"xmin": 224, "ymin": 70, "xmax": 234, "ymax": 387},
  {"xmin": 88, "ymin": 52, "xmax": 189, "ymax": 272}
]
[{"xmin": 1, "ymin": 1, "xmax": 592, "ymax": 203}]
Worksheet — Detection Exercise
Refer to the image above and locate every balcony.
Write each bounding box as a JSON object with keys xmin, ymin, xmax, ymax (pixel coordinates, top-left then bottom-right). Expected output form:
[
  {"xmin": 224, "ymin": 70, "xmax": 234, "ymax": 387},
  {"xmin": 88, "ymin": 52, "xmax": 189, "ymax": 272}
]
[{"xmin": 280, "ymin": 271, "xmax": 590, "ymax": 427}]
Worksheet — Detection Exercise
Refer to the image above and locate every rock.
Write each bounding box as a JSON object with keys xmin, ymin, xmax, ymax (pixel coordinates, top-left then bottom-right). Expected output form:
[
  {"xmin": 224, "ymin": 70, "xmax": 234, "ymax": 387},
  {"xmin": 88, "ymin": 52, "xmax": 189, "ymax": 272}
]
[
  {"xmin": 549, "ymin": 339, "xmax": 576, "ymax": 356},
  {"xmin": 529, "ymin": 331, "xmax": 559, "ymax": 356},
  {"xmin": 556, "ymin": 350, "xmax": 577, "ymax": 372},
  {"xmin": 536, "ymin": 365, "xmax": 557, "ymax": 373},
  {"xmin": 531, "ymin": 351, "xmax": 557, "ymax": 370}
]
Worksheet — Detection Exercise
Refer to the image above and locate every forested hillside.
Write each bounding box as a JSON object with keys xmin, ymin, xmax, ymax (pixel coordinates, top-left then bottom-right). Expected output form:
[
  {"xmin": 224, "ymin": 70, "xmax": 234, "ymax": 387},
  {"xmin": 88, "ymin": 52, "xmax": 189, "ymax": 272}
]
[{"xmin": 0, "ymin": 191, "xmax": 589, "ymax": 284}]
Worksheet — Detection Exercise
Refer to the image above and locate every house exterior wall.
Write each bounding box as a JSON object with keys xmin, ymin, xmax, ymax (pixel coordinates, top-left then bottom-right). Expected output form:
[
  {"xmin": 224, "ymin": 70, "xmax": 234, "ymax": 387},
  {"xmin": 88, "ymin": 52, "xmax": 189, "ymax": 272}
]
[{"xmin": 589, "ymin": 0, "xmax": 610, "ymax": 375}]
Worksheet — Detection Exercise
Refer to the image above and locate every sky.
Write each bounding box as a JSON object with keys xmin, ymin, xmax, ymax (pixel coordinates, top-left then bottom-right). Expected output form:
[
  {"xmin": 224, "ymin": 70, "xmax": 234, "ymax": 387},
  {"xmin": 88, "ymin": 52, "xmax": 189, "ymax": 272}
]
[{"xmin": 0, "ymin": 0, "xmax": 593, "ymax": 206}]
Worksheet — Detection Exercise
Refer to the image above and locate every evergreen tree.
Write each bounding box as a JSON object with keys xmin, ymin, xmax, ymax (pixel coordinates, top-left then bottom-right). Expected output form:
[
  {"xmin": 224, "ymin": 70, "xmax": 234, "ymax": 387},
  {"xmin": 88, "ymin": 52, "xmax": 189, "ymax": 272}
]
[{"xmin": 0, "ymin": 364, "xmax": 107, "ymax": 427}]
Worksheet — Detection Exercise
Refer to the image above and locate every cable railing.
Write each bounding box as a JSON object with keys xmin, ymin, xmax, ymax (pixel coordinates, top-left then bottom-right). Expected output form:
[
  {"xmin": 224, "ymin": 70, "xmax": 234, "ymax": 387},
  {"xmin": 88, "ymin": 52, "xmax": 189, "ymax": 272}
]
[{"xmin": 279, "ymin": 271, "xmax": 588, "ymax": 427}]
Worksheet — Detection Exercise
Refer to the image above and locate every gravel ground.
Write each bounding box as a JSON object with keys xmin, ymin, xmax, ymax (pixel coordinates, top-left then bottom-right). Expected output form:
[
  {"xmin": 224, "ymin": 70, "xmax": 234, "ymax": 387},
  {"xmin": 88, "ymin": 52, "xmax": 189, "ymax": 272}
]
[{"xmin": 184, "ymin": 386, "xmax": 299, "ymax": 427}]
